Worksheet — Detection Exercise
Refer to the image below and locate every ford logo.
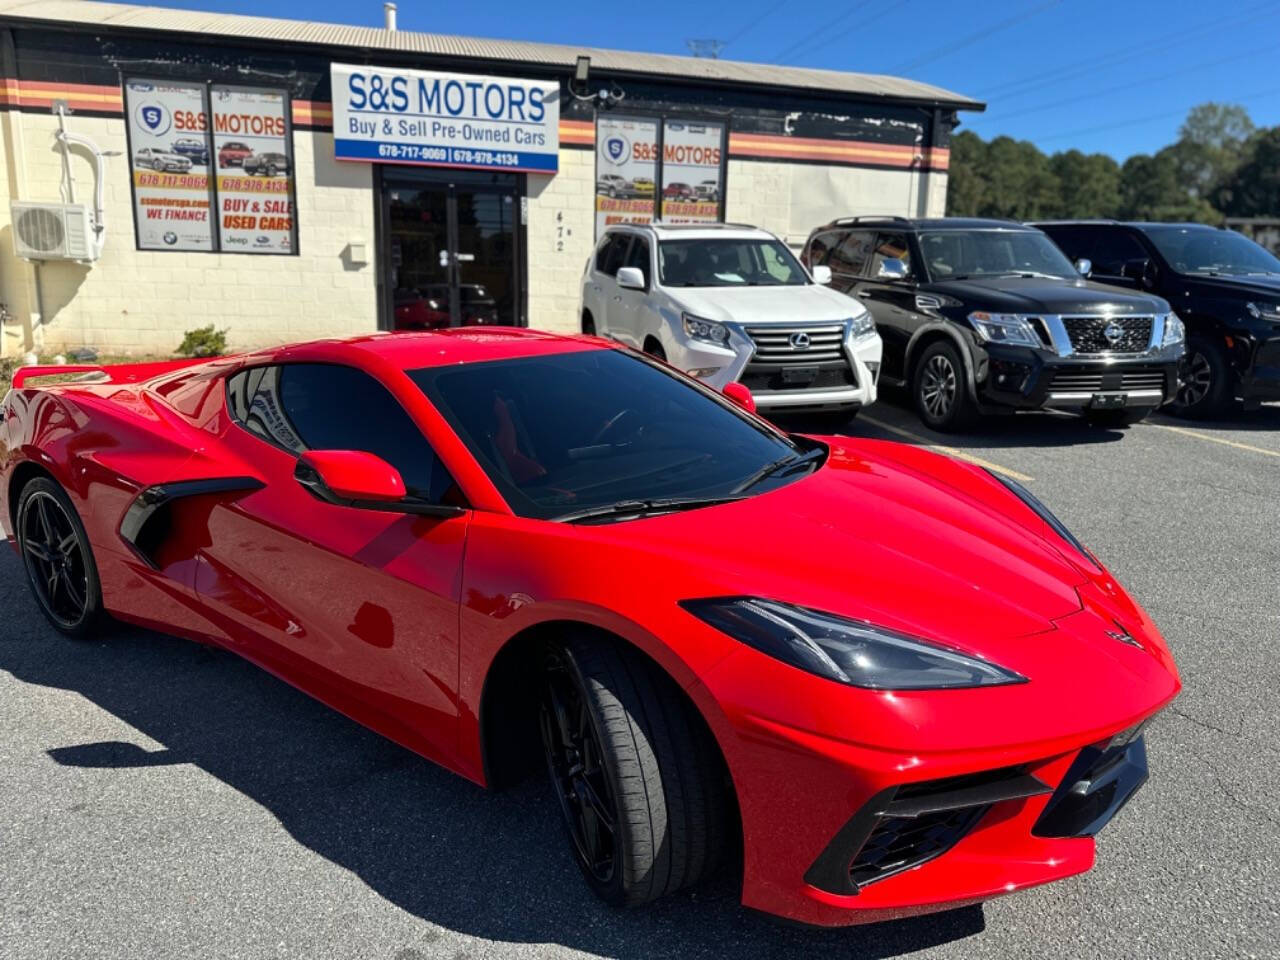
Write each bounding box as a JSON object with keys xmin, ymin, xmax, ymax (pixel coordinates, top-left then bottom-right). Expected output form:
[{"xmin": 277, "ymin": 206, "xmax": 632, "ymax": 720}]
[{"xmin": 789, "ymin": 332, "xmax": 811, "ymax": 350}]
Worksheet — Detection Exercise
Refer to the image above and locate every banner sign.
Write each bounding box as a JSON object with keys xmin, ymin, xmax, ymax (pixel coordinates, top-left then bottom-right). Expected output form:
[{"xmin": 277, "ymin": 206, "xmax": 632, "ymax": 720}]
[
  {"xmin": 330, "ymin": 63, "xmax": 560, "ymax": 173},
  {"xmin": 124, "ymin": 79, "xmax": 214, "ymax": 251},
  {"xmin": 660, "ymin": 121, "xmax": 724, "ymax": 224},
  {"xmin": 211, "ymin": 85, "xmax": 296, "ymax": 253},
  {"xmin": 595, "ymin": 116, "xmax": 659, "ymax": 236}
]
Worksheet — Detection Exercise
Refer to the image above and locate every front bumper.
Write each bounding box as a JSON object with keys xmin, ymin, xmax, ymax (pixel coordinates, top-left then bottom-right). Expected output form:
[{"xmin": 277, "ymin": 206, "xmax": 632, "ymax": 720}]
[{"xmin": 976, "ymin": 344, "xmax": 1179, "ymax": 411}]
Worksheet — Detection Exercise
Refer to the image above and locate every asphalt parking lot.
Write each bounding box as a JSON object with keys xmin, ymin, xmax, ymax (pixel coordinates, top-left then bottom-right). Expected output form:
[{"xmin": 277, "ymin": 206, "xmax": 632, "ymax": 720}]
[{"xmin": 3, "ymin": 395, "xmax": 1278, "ymax": 960}]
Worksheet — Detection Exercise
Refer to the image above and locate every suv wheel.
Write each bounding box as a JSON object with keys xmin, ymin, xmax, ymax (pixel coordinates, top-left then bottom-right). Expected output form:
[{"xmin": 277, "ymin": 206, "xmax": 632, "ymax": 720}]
[
  {"xmin": 539, "ymin": 636, "xmax": 729, "ymax": 906},
  {"xmin": 1170, "ymin": 337, "xmax": 1231, "ymax": 419},
  {"xmin": 913, "ymin": 340, "xmax": 973, "ymax": 432},
  {"xmin": 582, "ymin": 312, "xmax": 596, "ymax": 335},
  {"xmin": 644, "ymin": 338, "xmax": 667, "ymax": 362}
]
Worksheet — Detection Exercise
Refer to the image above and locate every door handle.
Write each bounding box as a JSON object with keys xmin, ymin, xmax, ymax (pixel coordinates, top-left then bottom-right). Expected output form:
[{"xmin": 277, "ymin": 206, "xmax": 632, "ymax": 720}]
[{"xmin": 613, "ymin": 295, "xmax": 622, "ymax": 303}]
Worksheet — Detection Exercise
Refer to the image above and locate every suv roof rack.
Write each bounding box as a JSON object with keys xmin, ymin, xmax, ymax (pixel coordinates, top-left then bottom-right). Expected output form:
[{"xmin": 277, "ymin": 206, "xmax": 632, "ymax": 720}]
[
  {"xmin": 646, "ymin": 220, "xmax": 763, "ymax": 230},
  {"xmin": 828, "ymin": 215, "xmax": 912, "ymax": 226}
]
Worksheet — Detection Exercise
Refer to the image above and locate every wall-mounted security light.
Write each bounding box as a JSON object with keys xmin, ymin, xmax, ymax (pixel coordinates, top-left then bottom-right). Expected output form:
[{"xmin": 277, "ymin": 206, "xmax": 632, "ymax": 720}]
[{"xmin": 574, "ymin": 56, "xmax": 590, "ymax": 85}]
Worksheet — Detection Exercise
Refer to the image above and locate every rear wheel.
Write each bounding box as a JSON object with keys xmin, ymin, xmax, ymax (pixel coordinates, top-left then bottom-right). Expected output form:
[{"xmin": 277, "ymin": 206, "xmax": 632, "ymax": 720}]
[
  {"xmin": 913, "ymin": 340, "xmax": 974, "ymax": 432},
  {"xmin": 643, "ymin": 338, "xmax": 667, "ymax": 362},
  {"xmin": 1169, "ymin": 337, "xmax": 1232, "ymax": 419},
  {"xmin": 15, "ymin": 478, "xmax": 103, "ymax": 638},
  {"xmin": 539, "ymin": 636, "xmax": 729, "ymax": 906},
  {"xmin": 582, "ymin": 311, "xmax": 596, "ymax": 336}
]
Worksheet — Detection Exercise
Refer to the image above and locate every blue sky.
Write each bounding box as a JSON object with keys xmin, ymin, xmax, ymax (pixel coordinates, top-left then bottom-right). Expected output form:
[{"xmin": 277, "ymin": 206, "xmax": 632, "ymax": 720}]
[{"xmin": 147, "ymin": 0, "xmax": 1280, "ymax": 158}]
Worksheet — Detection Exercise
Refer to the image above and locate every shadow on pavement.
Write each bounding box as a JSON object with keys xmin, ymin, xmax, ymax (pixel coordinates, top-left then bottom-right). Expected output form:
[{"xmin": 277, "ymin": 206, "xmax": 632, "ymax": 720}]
[
  {"xmin": 0, "ymin": 549, "xmax": 985, "ymax": 959},
  {"xmin": 1148, "ymin": 402, "xmax": 1280, "ymax": 434}
]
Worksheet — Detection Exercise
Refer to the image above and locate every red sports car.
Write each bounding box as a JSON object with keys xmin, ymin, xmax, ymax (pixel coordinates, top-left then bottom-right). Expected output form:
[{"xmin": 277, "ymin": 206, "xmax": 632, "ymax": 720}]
[{"xmin": 1, "ymin": 330, "xmax": 1179, "ymax": 927}]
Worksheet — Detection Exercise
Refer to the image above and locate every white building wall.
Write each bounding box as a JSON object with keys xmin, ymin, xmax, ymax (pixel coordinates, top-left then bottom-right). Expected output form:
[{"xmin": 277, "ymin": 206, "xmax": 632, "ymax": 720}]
[
  {"xmin": 524, "ymin": 146, "xmax": 594, "ymax": 335},
  {"xmin": 0, "ymin": 113, "xmax": 378, "ymax": 358}
]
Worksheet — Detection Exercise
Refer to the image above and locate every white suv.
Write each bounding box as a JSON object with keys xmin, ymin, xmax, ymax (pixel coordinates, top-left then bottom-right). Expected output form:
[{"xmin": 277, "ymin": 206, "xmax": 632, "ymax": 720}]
[{"xmin": 580, "ymin": 223, "xmax": 881, "ymax": 417}]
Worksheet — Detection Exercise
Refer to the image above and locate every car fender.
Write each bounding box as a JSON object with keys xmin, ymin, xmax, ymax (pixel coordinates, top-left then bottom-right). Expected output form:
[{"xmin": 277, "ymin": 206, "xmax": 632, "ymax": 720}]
[{"xmin": 904, "ymin": 322, "xmax": 982, "ymax": 402}]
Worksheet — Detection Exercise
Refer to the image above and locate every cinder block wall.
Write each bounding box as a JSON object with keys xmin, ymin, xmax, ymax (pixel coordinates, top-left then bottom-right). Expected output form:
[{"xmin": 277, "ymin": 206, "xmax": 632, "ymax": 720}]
[
  {"xmin": 525, "ymin": 147, "xmax": 594, "ymax": 334},
  {"xmin": 0, "ymin": 114, "xmax": 378, "ymax": 358}
]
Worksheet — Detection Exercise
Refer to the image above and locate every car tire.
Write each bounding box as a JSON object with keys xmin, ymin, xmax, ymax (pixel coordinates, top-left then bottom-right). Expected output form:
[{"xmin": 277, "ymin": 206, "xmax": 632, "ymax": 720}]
[
  {"xmin": 582, "ymin": 312, "xmax": 596, "ymax": 336},
  {"xmin": 644, "ymin": 339, "xmax": 667, "ymax": 362},
  {"xmin": 1084, "ymin": 407, "xmax": 1154, "ymax": 428},
  {"xmin": 539, "ymin": 636, "xmax": 730, "ymax": 907},
  {"xmin": 913, "ymin": 340, "xmax": 974, "ymax": 432},
  {"xmin": 265, "ymin": 164, "xmax": 278, "ymax": 177},
  {"xmin": 15, "ymin": 477, "xmax": 104, "ymax": 639},
  {"xmin": 1169, "ymin": 337, "xmax": 1232, "ymax": 419}
]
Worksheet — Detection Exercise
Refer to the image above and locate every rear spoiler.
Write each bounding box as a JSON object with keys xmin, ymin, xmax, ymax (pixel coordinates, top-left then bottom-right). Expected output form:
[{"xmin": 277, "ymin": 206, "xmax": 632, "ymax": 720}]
[{"xmin": 10, "ymin": 358, "xmax": 209, "ymax": 390}]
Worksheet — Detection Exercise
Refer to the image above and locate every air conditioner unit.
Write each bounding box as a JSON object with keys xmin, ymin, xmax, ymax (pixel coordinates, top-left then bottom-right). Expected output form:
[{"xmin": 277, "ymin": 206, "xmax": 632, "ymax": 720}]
[{"xmin": 10, "ymin": 201, "xmax": 98, "ymax": 262}]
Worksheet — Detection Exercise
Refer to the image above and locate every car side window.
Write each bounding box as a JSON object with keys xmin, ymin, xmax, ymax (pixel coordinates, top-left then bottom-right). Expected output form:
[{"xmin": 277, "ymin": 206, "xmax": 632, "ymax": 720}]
[
  {"xmin": 623, "ymin": 236, "xmax": 650, "ymax": 286},
  {"xmin": 225, "ymin": 363, "xmax": 457, "ymax": 503},
  {"xmin": 600, "ymin": 234, "xmax": 630, "ymax": 277},
  {"xmin": 870, "ymin": 232, "xmax": 913, "ymax": 280},
  {"xmin": 806, "ymin": 230, "xmax": 841, "ymax": 266},
  {"xmin": 1089, "ymin": 230, "xmax": 1148, "ymax": 277},
  {"xmin": 827, "ymin": 231, "xmax": 873, "ymax": 278},
  {"xmin": 594, "ymin": 235, "xmax": 617, "ymax": 274},
  {"xmin": 1041, "ymin": 226, "xmax": 1093, "ymax": 263}
]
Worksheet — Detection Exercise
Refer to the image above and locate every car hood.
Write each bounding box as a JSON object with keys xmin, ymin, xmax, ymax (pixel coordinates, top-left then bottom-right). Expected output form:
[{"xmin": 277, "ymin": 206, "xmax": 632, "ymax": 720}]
[
  {"xmin": 669, "ymin": 283, "xmax": 864, "ymax": 326},
  {"xmin": 924, "ymin": 276, "xmax": 1168, "ymax": 315},
  {"xmin": 595, "ymin": 438, "xmax": 1094, "ymax": 663}
]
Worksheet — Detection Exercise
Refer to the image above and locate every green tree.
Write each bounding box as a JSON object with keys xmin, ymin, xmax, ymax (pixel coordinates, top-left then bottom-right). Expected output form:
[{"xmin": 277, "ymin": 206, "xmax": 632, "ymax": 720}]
[
  {"xmin": 1172, "ymin": 103, "xmax": 1254, "ymax": 201},
  {"xmin": 980, "ymin": 136, "xmax": 1060, "ymax": 220},
  {"xmin": 945, "ymin": 130, "xmax": 989, "ymax": 216},
  {"xmin": 1048, "ymin": 150, "xmax": 1122, "ymax": 218},
  {"xmin": 1119, "ymin": 148, "xmax": 1217, "ymax": 222},
  {"xmin": 1212, "ymin": 127, "xmax": 1280, "ymax": 217}
]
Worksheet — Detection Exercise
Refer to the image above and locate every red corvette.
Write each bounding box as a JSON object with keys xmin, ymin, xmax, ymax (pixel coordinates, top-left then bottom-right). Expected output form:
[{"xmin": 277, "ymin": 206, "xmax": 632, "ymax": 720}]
[{"xmin": 1, "ymin": 330, "xmax": 1179, "ymax": 927}]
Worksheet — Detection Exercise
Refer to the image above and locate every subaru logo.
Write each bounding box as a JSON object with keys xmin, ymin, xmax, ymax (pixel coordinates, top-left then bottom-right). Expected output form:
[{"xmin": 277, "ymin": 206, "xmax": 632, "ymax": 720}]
[
  {"xmin": 789, "ymin": 332, "xmax": 811, "ymax": 350},
  {"xmin": 1103, "ymin": 320, "xmax": 1125, "ymax": 345}
]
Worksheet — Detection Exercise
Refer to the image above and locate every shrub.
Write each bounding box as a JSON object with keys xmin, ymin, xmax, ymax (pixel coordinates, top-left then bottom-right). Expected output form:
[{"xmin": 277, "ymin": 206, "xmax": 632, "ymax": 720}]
[{"xmin": 177, "ymin": 325, "xmax": 229, "ymax": 357}]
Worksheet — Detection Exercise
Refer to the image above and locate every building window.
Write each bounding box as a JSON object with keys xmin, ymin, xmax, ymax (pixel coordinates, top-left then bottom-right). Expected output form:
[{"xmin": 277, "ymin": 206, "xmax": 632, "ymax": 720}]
[
  {"xmin": 123, "ymin": 77, "xmax": 298, "ymax": 254},
  {"xmin": 594, "ymin": 114, "xmax": 726, "ymax": 236}
]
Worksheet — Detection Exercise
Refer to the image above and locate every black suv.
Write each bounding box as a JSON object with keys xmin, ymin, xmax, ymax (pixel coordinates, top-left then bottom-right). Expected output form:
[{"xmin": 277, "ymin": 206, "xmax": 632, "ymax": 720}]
[
  {"xmin": 1033, "ymin": 220, "xmax": 1280, "ymax": 417},
  {"xmin": 800, "ymin": 217, "xmax": 1185, "ymax": 431}
]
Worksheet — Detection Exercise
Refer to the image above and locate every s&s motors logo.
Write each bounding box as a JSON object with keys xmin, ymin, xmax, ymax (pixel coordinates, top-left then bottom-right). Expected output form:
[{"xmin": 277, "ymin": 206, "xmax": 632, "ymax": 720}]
[
  {"xmin": 135, "ymin": 101, "xmax": 171, "ymax": 136},
  {"xmin": 601, "ymin": 134, "xmax": 631, "ymax": 166}
]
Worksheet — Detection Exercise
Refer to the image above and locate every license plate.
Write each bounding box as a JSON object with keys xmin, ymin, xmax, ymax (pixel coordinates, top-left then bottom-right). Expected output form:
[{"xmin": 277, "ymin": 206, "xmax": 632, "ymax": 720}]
[
  {"xmin": 1091, "ymin": 393, "xmax": 1127, "ymax": 409},
  {"xmin": 781, "ymin": 366, "xmax": 818, "ymax": 384}
]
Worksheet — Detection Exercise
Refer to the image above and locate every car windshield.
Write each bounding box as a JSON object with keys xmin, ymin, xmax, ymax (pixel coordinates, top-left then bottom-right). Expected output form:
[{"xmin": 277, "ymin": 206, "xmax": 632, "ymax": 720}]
[
  {"xmin": 1138, "ymin": 225, "xmax": 1280, "ymax": 277},
  {"xmin": 919, "ymin": 230, "xmax": 1077, "ymax": 281},
  {"xmin": 410, "ymin": 349, "xmax": 818, "ymax": 521},
  {"xmin": 658, "ymin": 238, "xmax": 810, "ymax": 287}
]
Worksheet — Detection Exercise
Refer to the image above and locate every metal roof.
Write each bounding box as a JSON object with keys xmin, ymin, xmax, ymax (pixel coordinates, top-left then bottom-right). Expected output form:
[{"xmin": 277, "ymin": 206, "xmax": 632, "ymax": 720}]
[{"xmin": 0, "ymin": 0, "xmax": 984, "ymax": 110}]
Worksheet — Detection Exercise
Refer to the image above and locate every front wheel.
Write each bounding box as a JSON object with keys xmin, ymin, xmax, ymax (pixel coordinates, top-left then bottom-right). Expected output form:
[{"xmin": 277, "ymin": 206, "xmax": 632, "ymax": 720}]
[
  {"xmin": 913, "ymin": 340, "xmax": 974, "ymax": 432},
  {"xmin": 1169, "ymin": 337, "xmax": 1232, "ymax": 419},
  {"xmin": 539, "ymin": 637, "xmax": 730, "ymax": 906},
  {"xmin": 16, "ymin": 477, "xmax": 103, "ymax": 638}
]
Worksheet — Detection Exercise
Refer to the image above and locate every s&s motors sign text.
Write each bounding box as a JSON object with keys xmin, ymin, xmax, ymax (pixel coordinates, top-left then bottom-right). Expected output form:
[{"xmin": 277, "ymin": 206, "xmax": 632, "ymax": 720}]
[{"xmin": 331, "ymin": 63, "xmax": 559, "ymax": 173}]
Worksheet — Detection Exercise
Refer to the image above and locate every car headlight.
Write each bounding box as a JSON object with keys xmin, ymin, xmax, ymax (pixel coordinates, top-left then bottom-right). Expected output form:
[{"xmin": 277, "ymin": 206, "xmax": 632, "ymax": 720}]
[
  {"xmin": 987, "ymin": 469, "xmax": 1097, "ymax": 566},
  {"xmin": 1246, "ymin": 301, "xmax": 1280, "ymax": 321},
  {"xmin": 682, "ymin": 313, "xmax": 730, "ymax": 344},
  {"xmin": 1161, "ymin": 311, "xmax": 1185, "ymax": 347},
  {"xmin": 969, "ymin": 312, "xmax": 1041, "ymax": 348},
  {"xmin": 849, "ymin": 311, "xmax": 876, "ymax": 341},
  {"xmin": 680, "ymin": 597, "xmax": 1026, "ymax": 690}
]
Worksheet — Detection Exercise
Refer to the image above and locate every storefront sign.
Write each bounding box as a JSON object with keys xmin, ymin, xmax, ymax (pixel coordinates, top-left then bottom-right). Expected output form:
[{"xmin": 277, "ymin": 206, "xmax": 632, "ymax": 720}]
[
  {"xmin": 124, "ymin": 79, "xmax": 214, "ymax": 250},
  {"xmin": 211, "ymin": 85, "xmax": 296, "ymax": 253},
  {"xmin": 330, "ymin": 63, "xmax": 560, "ymax": 173},
  {"xmin": 660, "ymin": 121, "xmax": 724, "ymax": 224},
  {"xmin": 595, "ymin": 116, "xmax": 659, "ymax": 235}
]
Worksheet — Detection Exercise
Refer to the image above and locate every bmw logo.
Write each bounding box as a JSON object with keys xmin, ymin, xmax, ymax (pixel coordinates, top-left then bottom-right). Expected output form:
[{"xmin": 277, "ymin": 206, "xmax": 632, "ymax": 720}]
[
  {"xmin": 162, "ymin": 231, "xmax": 178, "ymax": 245},
  {"xmin": 789, "ymin": 332, "xmax": 811, "ymax": 350}
]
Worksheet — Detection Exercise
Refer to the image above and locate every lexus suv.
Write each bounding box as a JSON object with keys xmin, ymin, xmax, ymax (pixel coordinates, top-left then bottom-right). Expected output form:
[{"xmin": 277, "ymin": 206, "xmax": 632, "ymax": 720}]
[
  {"xmin": 1034, "ymin": 220, "xmax": 1280, "ymax": 417},
  {"xmin": 581, "ymin": 222, "xmax": 882, "ymax": 419},
  {"xmin": 800, "ymin": 217, "xmax": 1185, "ymax": 431}
]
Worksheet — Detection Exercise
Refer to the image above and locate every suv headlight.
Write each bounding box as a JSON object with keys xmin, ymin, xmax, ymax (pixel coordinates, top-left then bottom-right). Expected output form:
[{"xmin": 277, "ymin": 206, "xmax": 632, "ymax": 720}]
[
  {"xmin": 850, "ymin": 311, "xmax": 876, "ymax": 341},
  {"xmin": 680, "ymin": 597, "xmax": 1026, "ymax": 690},
  {"xmin": 1246, "ymin": 301, "xmax": 1280, "ymax": 321},
  {"xmin": 969, "ymin": 312, "xmax": 1041, "ymax": 348},
  {"xmin": 1161, "ymin": 311, "xmax": 1185, "ymax": 347},
  {"xmin": 682, "ymin": 313, "xmax": 730, "ymax": 344}
]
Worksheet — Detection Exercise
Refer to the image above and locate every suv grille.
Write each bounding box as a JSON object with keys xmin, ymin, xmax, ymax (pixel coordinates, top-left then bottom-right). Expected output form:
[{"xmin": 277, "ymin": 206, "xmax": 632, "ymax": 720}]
[
  {"xmin": 1062, "ymin": 316, "xmax": 1153, "ymax": 354},
  {"xmin": 1048, "ymin": 367, "xmax": 1168, "ymax": 394},
  {"xmin": 745, "ymin": 323, "xmax": 845, "ymax": 364}
]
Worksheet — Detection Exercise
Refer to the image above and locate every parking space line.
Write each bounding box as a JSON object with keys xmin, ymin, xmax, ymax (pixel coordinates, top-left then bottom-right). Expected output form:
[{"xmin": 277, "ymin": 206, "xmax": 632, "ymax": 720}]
[
  {"xmin": 860, "ymin": 415, "xmax": 1035, "ymax": 483},
  {"xmin": 1142, "ymin": 422, "xmax": 1280, "ymax": 459}
]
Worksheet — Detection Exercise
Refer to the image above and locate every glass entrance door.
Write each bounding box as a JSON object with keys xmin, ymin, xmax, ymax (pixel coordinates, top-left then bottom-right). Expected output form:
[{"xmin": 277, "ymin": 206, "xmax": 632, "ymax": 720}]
[{"xmin": 382, "ymin": 169, "xmax": 522, "ymax": 330}]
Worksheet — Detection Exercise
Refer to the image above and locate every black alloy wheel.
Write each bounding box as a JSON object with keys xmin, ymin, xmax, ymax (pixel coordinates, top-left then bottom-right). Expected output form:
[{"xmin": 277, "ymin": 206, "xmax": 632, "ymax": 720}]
[
  {"xmin": 16, "ymin": 479, "xmax": 102, "ymax": 637},
  {"xmin": 913, "ymin": 340, "xmax": 973, "ymax": 432},
  {"xmin": 1170, "ymin": 337, "xmax": 1231, "ymax": 419},
  {"xmin": 540, "ymin": 650, "xmax": 619, "ymax": 888}
]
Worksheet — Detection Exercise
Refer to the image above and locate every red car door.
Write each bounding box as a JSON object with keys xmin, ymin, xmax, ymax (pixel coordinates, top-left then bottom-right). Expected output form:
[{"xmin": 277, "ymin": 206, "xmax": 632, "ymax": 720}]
[{"xmin": 193, "ymin": 362, "xmax": 469, "ymax": 767}]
